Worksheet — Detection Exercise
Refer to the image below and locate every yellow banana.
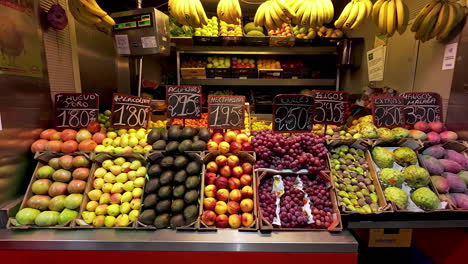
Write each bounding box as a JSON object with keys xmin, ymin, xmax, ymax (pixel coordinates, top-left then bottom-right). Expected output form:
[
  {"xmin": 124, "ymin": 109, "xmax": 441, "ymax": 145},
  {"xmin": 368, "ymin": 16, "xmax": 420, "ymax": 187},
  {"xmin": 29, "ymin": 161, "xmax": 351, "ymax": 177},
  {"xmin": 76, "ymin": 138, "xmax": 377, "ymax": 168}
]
[
  {"xmin": 275, "ymin": 0, "xmax": 296, "ymax": 19},
  {"xmin": 437, "ymin": 2, "xmax": 465, "ymax": 40},
  {"xmin": 255, "ymin": 2, "xmax": 267, "ymax": 27},
  {"xmin": 102, "ymin": 15, "xmax": 115, "ymax": 26},
  {"xmin": 194, "ymin": 0, "xmax": 208, "ymax": 25},
  {"xmin": 397, "ymin": 2, "xmax": 409, "ymax": 34},
  {"xmin": 273, "ymin": 0, "xmax": 289, "ymax": 22},
  {"xmin": 69, "ymin": 0, "xmax": 101, "ymax": 26},
  {"xmin": 387, "ymin": 0, "xmax": 396, "ymax": 36},
  {"xmin": 372, "ymin": 0, "xmax": 385, "ymax": 26},
  {"xmin": 429, "ymin": 3, "xmax": 449, "ymax": 39},
  {"xmin": 335, "ymin": 1, "xmax": 354, "ymax": 28},
  {"xmin": 309, "ymin": 0, "xmax": 318, "ymax": 28},
  {"xmin": 363, "ymin": 0, "xmax": 373, "ymax": 19},
  {"xmin": 395, "ymin": 0, "xmax": 407, "ymax": 34},
  {"xmin": 295, "ymin": 0, "xmax": 309, "ymax": 25},
  {"xmin": 326, "ymin": 0, "xmax": 335, "ymax": 23},
  {"xmin": 189, "ymin": 0, "xmax": 201, "ymax": 27},
  {"xmin": 300, "ymin": 0, "xmax": 312, "ymax": 27},
  {"xmin": 269, "ymin": 1, "xmax": 283, "ymax": 27},
  {"xmin": 344, "ymin": 0, "xmax": 360, "ymax": 29},
  {"xmin": 264, "ymin": 2, "xmax": 275, "ymax": 29},
  {"xmin": 315, "ymin": 0, "xmax": 325, "ymax": 26},
  {"xmin": 379, "ymin": 0, "xmax": 388, "ymax": 34},
  {"xmin": 416, "ymin": 2, "xmax": 442, "ymax": 40},
  {"xmin": 234, "ymin": 0, "xmax": 242, "ymax": 18},
  {"xmin": 80, "ymin": 0, "xmax": 106, "ymax": 17},
  {"xmin": 411, "ymin": 0, "xmax": 440, "ymax": 32},
  {"xmin": 351, "ymin": 2, "xmax": 367, "ymax": 30}
]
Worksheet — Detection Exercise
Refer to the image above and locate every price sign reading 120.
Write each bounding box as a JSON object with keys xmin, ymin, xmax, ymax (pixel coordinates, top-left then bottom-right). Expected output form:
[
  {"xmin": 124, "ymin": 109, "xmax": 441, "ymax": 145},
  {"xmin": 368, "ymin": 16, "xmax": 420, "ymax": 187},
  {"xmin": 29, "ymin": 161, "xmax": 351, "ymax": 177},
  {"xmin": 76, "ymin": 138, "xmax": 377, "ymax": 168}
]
[
  {"xmin": 208, "ymin": 95, "xmax": 245, "ymax": 129},
  {"xmin": 273, "ymin": 94, "xmax": 314, "ymax": 133},
  {"xmin": 111, "ymin": 93, "xmax": 151, "ymax": 129},
  {"xmin": 55, "ymin": 93, "xmax": 99, "ymax": 128},
  {"xmin": 371, "ymin": 96, "xmax": 405, "ymax": 128},
  {"xmin": 166, "ymin": 85, "xmax": 202, "ymax": 119}
]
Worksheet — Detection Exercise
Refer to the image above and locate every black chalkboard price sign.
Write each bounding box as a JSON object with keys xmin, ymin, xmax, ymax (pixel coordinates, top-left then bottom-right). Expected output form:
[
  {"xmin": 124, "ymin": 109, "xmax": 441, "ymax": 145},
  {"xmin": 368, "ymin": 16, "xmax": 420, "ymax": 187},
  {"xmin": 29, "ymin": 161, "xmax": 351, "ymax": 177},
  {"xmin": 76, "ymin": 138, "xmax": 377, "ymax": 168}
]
[
  {"xmin": 208, "ymin": 95, "xmax": 245, "ymax": 129},
  {"xmin": 371, "ymin": 96, "xmax": 405, "ymax": 128},
  {"xmin": 166, "ymin": 85, "xmax": 202, "ymax": 119},
  {"xmin": 111, "ymin": 93, "xmax": 151, "ymax": 129},
  {"xmin": 401, "ymin": 92, "xmax": 442, "ymax": 125},
  {"xmin": 311, "ymin": 90, "xmax": 349, "ymax": 125},
  {"xmin": 54, "ymin": 93, "xmax": 99, "ymax": 128},
  {"xmin": 273, "ymin": 94, "xmax": 314, "ymax": 133}
]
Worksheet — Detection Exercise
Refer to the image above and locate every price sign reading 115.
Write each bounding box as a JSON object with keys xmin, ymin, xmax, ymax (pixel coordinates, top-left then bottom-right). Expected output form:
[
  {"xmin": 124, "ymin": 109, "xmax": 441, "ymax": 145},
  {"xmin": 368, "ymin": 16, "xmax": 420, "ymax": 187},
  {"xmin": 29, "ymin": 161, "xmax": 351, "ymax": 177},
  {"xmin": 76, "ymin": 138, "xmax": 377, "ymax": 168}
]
[{"xmin": 111, "ymin": 93, "xmax": 151, "ymax": 129}]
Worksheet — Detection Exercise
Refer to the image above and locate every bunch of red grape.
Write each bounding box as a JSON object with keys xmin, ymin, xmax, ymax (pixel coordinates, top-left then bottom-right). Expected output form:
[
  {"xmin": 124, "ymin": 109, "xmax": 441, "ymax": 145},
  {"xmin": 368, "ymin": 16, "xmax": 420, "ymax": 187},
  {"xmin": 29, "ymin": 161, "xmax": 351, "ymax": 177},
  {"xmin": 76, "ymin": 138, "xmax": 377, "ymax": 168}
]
[
  {"xmin": 258, "ymin": 175, "xmax": 335, "ymax": 229},
  {"xmin": 252, "ymin": 130, "xmax": 328, "ymax": 172}
]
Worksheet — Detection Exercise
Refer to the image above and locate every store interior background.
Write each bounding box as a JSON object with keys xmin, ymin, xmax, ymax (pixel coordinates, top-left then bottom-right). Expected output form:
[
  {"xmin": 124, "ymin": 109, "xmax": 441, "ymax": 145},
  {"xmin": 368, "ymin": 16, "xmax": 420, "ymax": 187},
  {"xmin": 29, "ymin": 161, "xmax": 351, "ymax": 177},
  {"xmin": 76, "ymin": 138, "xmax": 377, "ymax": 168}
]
[{"xmin": 0, "ymin": 1, "xmax": 467, "ymax": 262}]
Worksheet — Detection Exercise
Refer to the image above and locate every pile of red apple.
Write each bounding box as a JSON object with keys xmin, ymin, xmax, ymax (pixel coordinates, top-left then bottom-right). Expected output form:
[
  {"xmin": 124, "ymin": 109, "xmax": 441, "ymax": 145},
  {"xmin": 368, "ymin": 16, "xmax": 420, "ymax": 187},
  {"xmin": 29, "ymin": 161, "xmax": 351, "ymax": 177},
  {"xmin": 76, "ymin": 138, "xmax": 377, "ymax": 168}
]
[
  {"xmin": 268, "ymin": 23, "xmax": 293, "ymax": 37},
  {"xmin": 30, "ymin": 121, "xmax": 105, "ymax": 153},
  {"xmin": 232, "ymin": 57, "xmax": 256, "ymax": 69},
  {"xmin": 201, "ymin": 154, "xmax": 255, "ymax": 228},
  {"xmin": 411, "ymin": 121, "xmax": 458, "ymax": 144},
  {"xmin": 206, "ymin": 130, "xmax": 252, "ymax": 153},
  {"xmin": 281, "ymin": 59, "xmax": 304, "ymax": 69}
]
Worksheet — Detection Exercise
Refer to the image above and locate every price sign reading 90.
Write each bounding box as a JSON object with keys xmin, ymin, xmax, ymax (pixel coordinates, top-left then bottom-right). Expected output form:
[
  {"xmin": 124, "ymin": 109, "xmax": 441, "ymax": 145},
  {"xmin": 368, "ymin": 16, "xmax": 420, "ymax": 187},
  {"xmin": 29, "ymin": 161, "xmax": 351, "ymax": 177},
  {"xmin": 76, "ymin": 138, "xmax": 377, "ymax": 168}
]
[
  {"xmin": 371, "ymin": 96, "xmax": 405, "ymax": 128},
  {"xmin": 401, "ymin": 92, "xmax": 442, "ymax": 125},
  {"xmin": 208, "ymin": 95, "xmax": 245, "ymax": 129},
  {"xmin": 55, "ymin": 93, "xmax": 99, "ymax": 128},
  {"xmin": 273, "ymin": 94, "xmax": 314, "ymax": 133},
  {"xmin": 166, "ymin": 85, "xmax": 202, "ymax": 119},
  {"xmin": 111, "ymin": 93, "xmax": 151, "ymax": 129},
  {"xmin": 312, "ymin": 91, "xmax": 349, "ymax": 125}
]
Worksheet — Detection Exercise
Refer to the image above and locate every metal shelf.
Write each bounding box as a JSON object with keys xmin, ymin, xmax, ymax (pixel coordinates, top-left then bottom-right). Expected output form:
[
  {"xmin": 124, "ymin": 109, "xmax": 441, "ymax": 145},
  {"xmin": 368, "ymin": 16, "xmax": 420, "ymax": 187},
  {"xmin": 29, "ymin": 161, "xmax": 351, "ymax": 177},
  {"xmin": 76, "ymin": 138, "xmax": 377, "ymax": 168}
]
[
  {"xmin": 347, "ymin": 220, "xmax": 468, "ymax": 229},
  {"xmin": 0, "ymin": 229, "xmax": 357, "ymax": 252},
  {"xmin": 180, "ymin": 78, "xmax": 336, "ymax": 86},
  {"xmin": 177, "ymin": 45, "xmax": 338, "ymax": 55}
]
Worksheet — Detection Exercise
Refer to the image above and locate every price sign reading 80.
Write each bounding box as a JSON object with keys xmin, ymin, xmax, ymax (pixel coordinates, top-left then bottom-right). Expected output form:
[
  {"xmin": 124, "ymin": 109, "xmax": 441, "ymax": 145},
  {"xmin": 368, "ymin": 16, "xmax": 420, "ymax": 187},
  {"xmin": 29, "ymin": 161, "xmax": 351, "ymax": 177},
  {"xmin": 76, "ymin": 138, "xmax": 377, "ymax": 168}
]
[
  {"xmin": 273, "ymin": 94, "xmax": 314, "ymax": 133},
  {"xmin": 111, "ymin": 94, "xmax": 151, "ymax": 129},
  {"xmin": 166, "ymin": 86, "xmax": 202, "ymax": 119},
  {"xmin": 55, "ymin": 93, "xmax": 99, "ymax": 129},
  {"xmin": 312, "ymin": 91, "xmax": 349, "ymax": 125},
  {"xmin": 371, "ymin": 96, "xmax": 405, "ymax": 128},
  {"xmin": 208, "ymin": 95, "xmax": 245, "ymax": 129}
]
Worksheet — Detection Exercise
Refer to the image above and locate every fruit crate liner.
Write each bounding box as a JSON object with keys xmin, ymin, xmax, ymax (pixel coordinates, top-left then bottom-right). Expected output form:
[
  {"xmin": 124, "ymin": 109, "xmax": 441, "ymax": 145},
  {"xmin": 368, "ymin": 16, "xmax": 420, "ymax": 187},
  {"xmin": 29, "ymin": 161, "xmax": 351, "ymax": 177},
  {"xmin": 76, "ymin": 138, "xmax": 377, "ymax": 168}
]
[
  {"xmin": 419, "ymin": 143, "xmax": 468, "ymax": 212},
  {"xmin": 370, "ymin": 147, "xmax": 449, "ymax": 212},
  {"xmin": 136, "ymin": 151, "xmax": 203, "ymax": 230},
  {"xmin": 75, "ymin": 153, "xmax": 148, "ymax": 229},
  {"xmin": 328, "ymin": 150, "xmax": 392, "ymax": 215},
  {"xmin": 193, "ymin": 36, "xmax": 222, "ymax": 46},
  {"xmin": 8, "ymin": 152, "xmax": 93, "ymax": 229},
  {"xmin": 242, "ymin": 36, "xmax": 270, "ymax": 46},
  {"xmin": 370, "ymin": 138, "xmax": 424, "ymax": 150},
  {"xmin": 268, "ymin": 36, "xmax": 295, "ymax": 47},
  {"xmin": 199, "ymin": 151, "xmax": 258, "ymax": 231},
  {"xmin": 256, "ymin": 170, "xmax": 342, "ymax": 232}
]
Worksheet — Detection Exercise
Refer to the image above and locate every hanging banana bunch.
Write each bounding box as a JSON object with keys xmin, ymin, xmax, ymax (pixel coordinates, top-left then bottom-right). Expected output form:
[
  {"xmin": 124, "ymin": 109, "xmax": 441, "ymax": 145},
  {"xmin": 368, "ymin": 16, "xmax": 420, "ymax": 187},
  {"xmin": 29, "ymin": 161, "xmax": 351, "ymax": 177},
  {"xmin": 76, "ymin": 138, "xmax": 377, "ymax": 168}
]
[
  {"xmin": 168, "ymin": 0, "xmax": 208, "ymax": 28},
  {"xmin": 217, "ymin": 0, "xmax": 243, "ymax": 24},
  {"xmin": 411, "ymin": 0, "xmax": 466, "ymax": 42},
  {"xmin": 335, "ymin": 0, "xmax": 373, "ymax": 30},
  {"xmin": 372, "ymin": 0, "xmax": 409, "ymax": 36},
  {"xmin": 254, "ymin": 0, "xmax": 296, "ymax": 30},
  {"xmin": 289, "ymin": 0, "xmax": 335, "ymax": 28},
  {"xmin": 68, "ymin": 0, "xmax": 115, "ymax": 27}
]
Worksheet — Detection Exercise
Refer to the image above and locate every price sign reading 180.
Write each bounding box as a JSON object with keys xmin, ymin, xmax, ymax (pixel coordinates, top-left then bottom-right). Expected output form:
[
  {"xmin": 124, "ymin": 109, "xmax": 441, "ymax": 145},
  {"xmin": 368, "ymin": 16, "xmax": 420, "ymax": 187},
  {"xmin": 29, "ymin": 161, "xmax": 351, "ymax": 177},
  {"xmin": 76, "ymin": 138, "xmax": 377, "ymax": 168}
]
[
  {"xmin": 111, "ymin": 93, "xmax": 151, "ymax": 129},
  {"xmin": 55, "ymin": 93, "xmax": 99, "ymax": 128},
  {"xmin": 273, "ymin": 94, "xmax": 314, "ymax": 133},
  {"xmin": 208, "ymin": 95, "xmax": 245, "ymax": 129},
  {"xmin": 166, "ymin": 85, "xmax": 202, "ymax": 119}
]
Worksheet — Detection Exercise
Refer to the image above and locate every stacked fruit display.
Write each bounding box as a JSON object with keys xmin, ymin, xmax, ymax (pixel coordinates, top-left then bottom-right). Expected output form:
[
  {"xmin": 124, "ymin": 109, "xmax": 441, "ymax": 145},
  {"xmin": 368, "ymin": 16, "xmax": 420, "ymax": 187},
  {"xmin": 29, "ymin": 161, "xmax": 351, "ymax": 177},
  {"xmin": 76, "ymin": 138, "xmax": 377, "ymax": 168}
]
[
  {"xmin": 330, "ymin": 146, "xmax": 382, "ymax": 213},
  {"xmin": 149, "ymin": 120, "xmax": 168, "ymax": 128},
  {"xmin": 410, "ymin": 121, "xmax": 458, "ymax": 144},
  {"xmin": 251, "ymin": 120, "xmax": 272, "ymax": 131},
  {"xmin": 94, "ymin": 128, "xmax": 152, "ymax": 154},
  {"xmin": 243, "ymin": 22, "xmax": 265, "ymax": 37},
  {"xmin": 201, "ymin": 153, "xmax": 255, "ymax": 228},
  {"xmin": 149, "ymin": 125, "xmax": 209, "ymax": 152},
  {"xmin": 268, "ymin": 23, "xmax": 293, "ymax": 36},
  {"xmin": 169, "ymin": 15, "xmax": 194, "ymax": 37},
  {"xmin": 31, "ymin": 124, "xmax": 102, "ymax": 153},
  {"xmin": 172, "ymin": 113, "xmax": 208, "ymax": 128},
  {"xmin": 78, "ymin": 156, "xmax": 146, "ymax": 227},
  {"xmin": 316, "ymin": 26, "xmax": 344, "ymax": 38},
  {"xmin": 258, "ymin": 173, "xmax": 337, "ymax": 229},
  {"xmin": 168, "ymin": 0, "xmax": 208, "ymax": 28},
  {"xmin": 371, "ymin": 146, "xmax": 441, "ymax": 211},
  {"xmin": 232, "ymin": 57, "xmax": 255, "ymax": 69},
  {"xmin": 206, "ymin": 130, "xmax": 252, "ymax": 153},
  {"xmin": 217, "ymin": 0, "xmax": 242, "ymax": 25},
  {"xmin": 254, "ymin": 0, "xmax": 297, "ymax": 30},
  {"xmin": 257, "ymin": 58, "xmax": 281, "ymax": 69},
  {"xmin": 181, "ymin": 56, "xmax": 207, "ymax": 68},
  {"xmin": 293, "ymin": 25, "xmax": 317, "ymax": 39},
  {"xmin": 335, "ymin": 0, "xmax": 374, "ymax": 31},
  {"xmin": 421, "ymin": 145, "xmax": 468, "ymax": 209},
  {"xmin": 139, "ymin": 153, "xmax": 202, "ymax": 228},
  {"xmin": 290, "ymin": 0, "xmax": 335, "ymax": 28},
  {"xmin": 219, "ymin": 20, "xmax": 243, "ymax": 36},
  {"xmin": 194, "ymin": 16, "xmax": 219, "ymax": 37},
  {"xmin": 206, "ymin": 56, "xmax": 230, "ymax": 69},
  {"xmin": 98, "ymin": 110, "xmax": 112, "ymax": 131},
  {"xmin": 13, "ymin": 154, "xmax": 90, "ymax": 226},
  {"xmin": 252, "ymin": 130, "xmax": 327, "ymax": 173}
]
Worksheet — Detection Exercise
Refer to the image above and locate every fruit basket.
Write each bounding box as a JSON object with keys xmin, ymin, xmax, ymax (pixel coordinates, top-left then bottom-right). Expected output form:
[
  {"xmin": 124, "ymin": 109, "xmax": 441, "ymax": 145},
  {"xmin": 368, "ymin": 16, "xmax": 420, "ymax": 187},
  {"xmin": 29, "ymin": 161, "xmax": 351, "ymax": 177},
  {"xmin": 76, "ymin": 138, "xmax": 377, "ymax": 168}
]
[
  {"xmin": 75, "ymin": 153, "xmax": 147, "ymax": 228},
  {"xmin": 369, "ymin": 146, "xmax": 449, "ymax": 212},
  {"xmin": 137, "ymin": 151, "xmax": 203, "ymax": 230},
  {"xmin": 199, "ymin": 151, "xmax": 258, "ymax": 231},
  {"xmin": 219, "ymin": 20, "xmax": 243, "ymax": 46},
  {"xmin": 418, "ymin": 142, "xmax": 468, "ymax": 212},
  {"xmin": 256, "ymin": 170, "xmax": 342, "ymax": 232},
  {"xmin": 328, "ymin": 146, "xmax": 391, "ymax": 214},
  {"xmin": 8, "ymin": 152, "xmax": 93, "ymax": 229}
]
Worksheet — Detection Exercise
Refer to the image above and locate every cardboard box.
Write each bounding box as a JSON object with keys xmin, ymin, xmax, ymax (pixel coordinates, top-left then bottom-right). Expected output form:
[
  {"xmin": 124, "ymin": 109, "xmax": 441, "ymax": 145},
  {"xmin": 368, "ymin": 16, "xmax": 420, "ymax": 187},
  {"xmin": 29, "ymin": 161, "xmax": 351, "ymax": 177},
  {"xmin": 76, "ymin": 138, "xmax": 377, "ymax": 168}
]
[
  {"xmin": 181, "ymin": 68, "xmax": 206, "ymax": 79},
  {"xmin": 368, "ymin": 228, "xmax": 412, "ymax": 248}
]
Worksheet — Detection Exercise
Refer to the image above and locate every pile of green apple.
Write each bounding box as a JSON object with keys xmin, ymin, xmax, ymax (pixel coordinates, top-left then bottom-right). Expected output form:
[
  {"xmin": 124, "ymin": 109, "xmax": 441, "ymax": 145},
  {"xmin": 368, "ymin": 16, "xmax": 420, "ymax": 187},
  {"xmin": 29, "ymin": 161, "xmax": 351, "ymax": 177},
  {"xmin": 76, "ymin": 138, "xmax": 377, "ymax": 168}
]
[
  {"xmin": 79, "ymin": 157, "xmax": 146, "ymax": 227},
  {"xmin": 98, "ymin": 110, "xmax": 113, "ymax": 132},
  {"xmin": 194, "ymin": 16, "xmax": 219, "ymax": 37},
  {"xmin": 206, "ymin": 56, "xmax": 230, "ymax": 69},
  {"xmin": 14, "ymin": 155, "xmax": 90, "ymax": 226},
  {"xmin": 94, "ymin": 128, "xmax": 152, "ymax": 154}
]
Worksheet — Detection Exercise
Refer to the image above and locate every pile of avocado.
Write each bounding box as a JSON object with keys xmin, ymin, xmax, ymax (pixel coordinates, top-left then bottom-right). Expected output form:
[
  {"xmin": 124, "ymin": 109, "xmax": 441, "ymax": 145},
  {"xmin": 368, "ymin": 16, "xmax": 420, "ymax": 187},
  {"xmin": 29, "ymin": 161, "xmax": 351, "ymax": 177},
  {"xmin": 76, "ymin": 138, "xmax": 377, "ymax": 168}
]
[
  {"xmin": 147, "ymin": 125, "xmax": 210, "ymax": 153},
  {"xmin": 138, "ymin": 153, "xmax": 202, "ymax": 228}
]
